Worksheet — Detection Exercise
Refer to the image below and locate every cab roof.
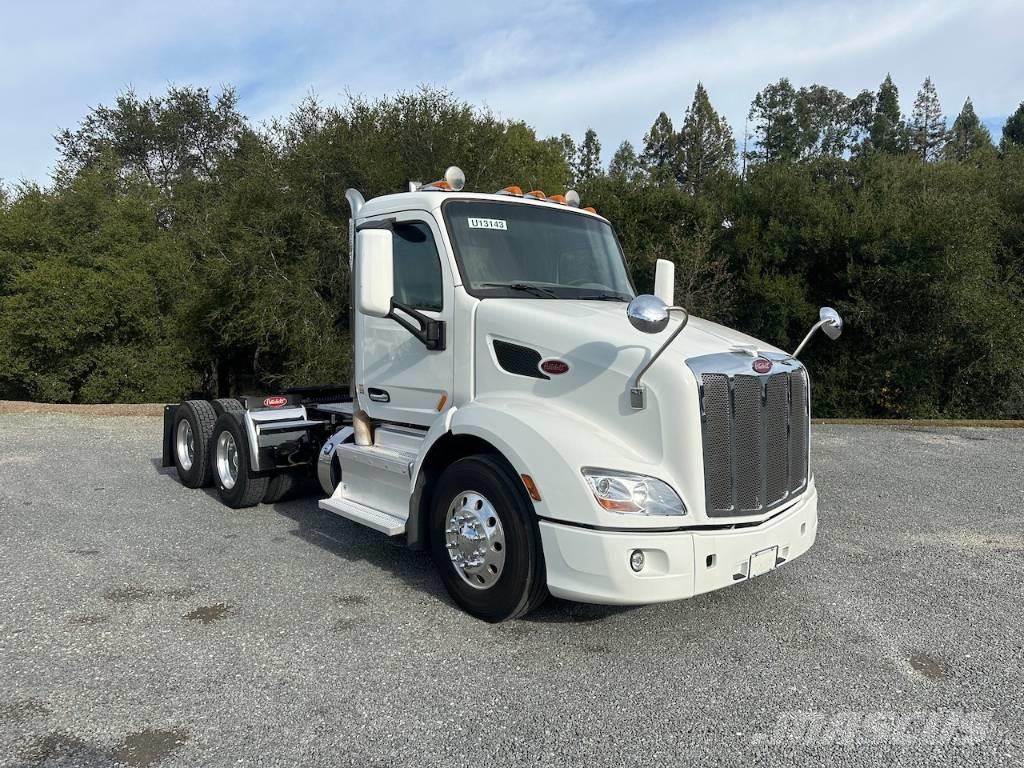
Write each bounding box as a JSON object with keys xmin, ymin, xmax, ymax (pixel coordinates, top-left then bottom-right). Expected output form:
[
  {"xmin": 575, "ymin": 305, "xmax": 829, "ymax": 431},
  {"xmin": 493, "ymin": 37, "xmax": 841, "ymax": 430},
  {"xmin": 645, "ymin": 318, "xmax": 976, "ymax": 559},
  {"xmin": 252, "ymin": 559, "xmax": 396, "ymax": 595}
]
[{"xmin": 356, "ymin": 190, "xmax": 608, "ymax": 224}]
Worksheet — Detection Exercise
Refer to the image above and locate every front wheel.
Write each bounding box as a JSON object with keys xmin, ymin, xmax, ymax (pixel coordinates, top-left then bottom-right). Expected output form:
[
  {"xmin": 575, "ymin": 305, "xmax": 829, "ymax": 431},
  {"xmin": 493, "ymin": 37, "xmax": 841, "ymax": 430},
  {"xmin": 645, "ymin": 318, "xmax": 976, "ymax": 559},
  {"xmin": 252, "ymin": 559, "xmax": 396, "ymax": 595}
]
[
  {"xmin": 430, "ymin": 455, "xmax": 547, "ymax": 622},
  {"xmin": 210, "ymin": 413, "xmax": 269, "ymax": 508}
]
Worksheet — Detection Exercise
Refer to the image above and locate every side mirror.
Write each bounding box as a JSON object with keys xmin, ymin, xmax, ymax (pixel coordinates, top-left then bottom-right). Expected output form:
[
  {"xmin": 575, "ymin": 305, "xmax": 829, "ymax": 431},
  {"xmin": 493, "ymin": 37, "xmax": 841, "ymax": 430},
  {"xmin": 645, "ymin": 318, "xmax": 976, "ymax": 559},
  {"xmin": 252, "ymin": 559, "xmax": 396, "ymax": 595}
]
[
  {"xmin": 626, "ymin": 294, "xmax": 670, "ymax": 334},
  {"xmin": 820, "ymin": 306, "xmax": 843, "ymax": 340},
  {"xmin": 356, "ymin": 229, "xmax": 394, "ymax": 318},
  {"xmin": 654, "ymin": 258, "xmax": 675, "ymax": 305},
  {"xmin": 792, "ymin": 306, "xmax": 844, "ymax": 358}
]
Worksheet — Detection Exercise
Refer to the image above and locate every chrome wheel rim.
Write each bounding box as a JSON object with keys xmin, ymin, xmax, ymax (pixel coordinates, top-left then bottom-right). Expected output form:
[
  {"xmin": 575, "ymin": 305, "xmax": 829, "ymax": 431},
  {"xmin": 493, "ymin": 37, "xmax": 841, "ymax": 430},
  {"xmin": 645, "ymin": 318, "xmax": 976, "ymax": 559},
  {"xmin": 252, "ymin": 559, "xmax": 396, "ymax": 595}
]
[
  {"xmin": 176, "ymin": 420, "xmax": 194, "ymax": 471},
  {"xmin": 444, "ymin": 491, "xmax": 506, "ymax": 590},
  {"xmin": 215, "ymin": 431, "xmax": 239, "ymax": 490}
]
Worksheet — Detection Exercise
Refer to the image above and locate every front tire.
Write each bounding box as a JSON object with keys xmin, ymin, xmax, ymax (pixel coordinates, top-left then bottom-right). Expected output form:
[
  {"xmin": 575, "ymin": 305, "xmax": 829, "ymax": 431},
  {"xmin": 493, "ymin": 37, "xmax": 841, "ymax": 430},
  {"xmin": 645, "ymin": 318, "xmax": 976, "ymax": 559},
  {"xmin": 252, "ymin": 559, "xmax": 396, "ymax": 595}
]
[
  {"xmin": 430, "ymin": 455, "xmax": 547, "ymax": 622},
  {"xmin": 210, "ymin": 412, "xmax": 269, "ymax": 508},
  {"xmin": 172, "ymin": 400, "xmax": 216, "ymax": 488}
]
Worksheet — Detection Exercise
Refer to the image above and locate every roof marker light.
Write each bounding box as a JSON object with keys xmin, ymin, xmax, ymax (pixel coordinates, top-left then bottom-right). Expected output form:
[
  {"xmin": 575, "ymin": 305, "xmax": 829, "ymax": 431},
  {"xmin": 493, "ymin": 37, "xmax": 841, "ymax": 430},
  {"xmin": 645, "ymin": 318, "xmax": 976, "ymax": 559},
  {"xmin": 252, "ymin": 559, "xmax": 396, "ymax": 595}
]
[
  {"xmin": 497, "ymin": 185, "xmax": 523, "ymax": 196},
  {"xmin": 422, "ymin": 166, "xmax": 466, "ymax": 192},
  {"xmin": 526, "ymin": 189, "xmax": 546, "ymax": 199},
  {"xmin": 565, "ymin": 190, "xmax": 581, "ymax": 207},
  {"xmin": 583, "ymin": 206, "xmax": 597, "ymax": 214},
  {"xmin": 547, "ymin": 194, "xmax": 566, "ymax": 204}
]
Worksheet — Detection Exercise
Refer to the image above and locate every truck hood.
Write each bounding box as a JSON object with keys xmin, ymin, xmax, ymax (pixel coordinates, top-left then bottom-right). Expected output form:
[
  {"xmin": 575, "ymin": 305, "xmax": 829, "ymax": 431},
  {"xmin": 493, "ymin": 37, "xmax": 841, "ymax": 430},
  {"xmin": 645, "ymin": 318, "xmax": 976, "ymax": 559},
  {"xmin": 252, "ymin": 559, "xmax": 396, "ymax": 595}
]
[{"xmin": 476, "ymin": 298, "xmax": 785, "ymax": 366}]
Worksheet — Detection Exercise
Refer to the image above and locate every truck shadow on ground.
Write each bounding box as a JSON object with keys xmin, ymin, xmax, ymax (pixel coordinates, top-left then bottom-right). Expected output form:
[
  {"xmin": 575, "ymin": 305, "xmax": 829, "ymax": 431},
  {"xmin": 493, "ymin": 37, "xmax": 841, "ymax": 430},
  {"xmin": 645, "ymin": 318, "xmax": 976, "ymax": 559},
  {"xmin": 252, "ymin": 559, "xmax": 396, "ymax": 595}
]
[
  {"xmin": 153, "ymin": 459, "xmax": 637, "ymax": 624},
  {"xmin": 270, "ymin": 487, "xmax": 637, "ymax": 624}
]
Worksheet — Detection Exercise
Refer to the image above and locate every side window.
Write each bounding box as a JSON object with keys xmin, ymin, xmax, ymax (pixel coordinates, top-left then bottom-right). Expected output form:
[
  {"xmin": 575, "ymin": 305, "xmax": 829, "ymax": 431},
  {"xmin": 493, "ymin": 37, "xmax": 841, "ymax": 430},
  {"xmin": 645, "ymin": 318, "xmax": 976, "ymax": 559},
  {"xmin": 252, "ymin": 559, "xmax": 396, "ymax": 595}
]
[{"xmin": 393, "ymin": 222, "xmax": 443, "ymax": 312}]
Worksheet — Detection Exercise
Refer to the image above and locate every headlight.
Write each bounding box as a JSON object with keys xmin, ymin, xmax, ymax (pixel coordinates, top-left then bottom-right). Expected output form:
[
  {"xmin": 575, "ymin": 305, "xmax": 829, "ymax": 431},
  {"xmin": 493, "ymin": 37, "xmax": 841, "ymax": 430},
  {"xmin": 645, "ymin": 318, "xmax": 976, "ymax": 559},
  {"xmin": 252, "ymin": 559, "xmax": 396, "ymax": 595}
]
[{"xmin": 581, "ymin": 467, "xmax": 686, "ymax": 517}]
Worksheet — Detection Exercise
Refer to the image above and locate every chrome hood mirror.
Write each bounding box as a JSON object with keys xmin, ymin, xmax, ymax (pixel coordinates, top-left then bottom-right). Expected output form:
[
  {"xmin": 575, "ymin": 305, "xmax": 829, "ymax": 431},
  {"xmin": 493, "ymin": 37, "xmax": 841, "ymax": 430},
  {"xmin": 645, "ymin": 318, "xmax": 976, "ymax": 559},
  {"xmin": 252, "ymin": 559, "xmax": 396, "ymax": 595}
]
[
  {"xmin": 626, "ymin": 295, "xmax": 690, "ymax": 409},
  {"xmin": 626, "ymin": 294, "xmax": 671, "ymax": 334},
  {"xmin": 820, "ymin": 306, "xmax": 843, "ymax": 340},
  {"xmin": 793, "ymin": 306, "xmax": 843, "ymax": 358}
]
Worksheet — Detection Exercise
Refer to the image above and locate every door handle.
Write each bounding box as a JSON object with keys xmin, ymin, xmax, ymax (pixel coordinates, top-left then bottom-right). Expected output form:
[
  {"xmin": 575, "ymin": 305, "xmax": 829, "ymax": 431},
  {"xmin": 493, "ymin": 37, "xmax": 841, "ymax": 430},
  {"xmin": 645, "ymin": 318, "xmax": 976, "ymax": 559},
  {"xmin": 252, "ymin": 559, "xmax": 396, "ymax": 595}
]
[{"xmin": 367, "ymin": 388, "xmax": 390, "ymax": 403}]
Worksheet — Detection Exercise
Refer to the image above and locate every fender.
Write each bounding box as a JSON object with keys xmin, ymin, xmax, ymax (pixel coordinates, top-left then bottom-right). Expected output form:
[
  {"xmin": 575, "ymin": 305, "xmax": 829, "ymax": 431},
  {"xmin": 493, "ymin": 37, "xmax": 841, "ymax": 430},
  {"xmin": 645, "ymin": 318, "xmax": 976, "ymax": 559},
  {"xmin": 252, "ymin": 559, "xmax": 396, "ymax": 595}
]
[{"xmin": 407, "ymin": 397, "xmax": 651, "ymax": 547}]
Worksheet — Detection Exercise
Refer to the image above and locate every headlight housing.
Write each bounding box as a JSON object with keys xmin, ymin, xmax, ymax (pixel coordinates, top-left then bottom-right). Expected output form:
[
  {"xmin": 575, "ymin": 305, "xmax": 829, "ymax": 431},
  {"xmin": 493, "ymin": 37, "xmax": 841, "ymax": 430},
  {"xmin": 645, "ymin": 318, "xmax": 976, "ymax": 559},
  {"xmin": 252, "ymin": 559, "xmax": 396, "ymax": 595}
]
[{"xmin": 581, "ymin": 467, "xmax": 686, "ymax": 517}]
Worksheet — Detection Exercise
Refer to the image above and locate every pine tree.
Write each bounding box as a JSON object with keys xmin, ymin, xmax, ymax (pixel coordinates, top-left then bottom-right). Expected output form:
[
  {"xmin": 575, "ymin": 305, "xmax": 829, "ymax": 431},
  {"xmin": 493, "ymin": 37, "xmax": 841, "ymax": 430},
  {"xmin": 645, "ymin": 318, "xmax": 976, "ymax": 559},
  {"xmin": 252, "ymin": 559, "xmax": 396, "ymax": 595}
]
[
  {"xmin": 558, "ymin": 133, "xmax": 577, "ymax": 186},
  {"xmin": 945, "ymin": 98, "xmax": 994, "ymax": 161},
  {"xmin": 677, "ymin": 82, "xmax": 736, "ymax": 193},
  {"xmin": 640, "ymin": 112, "xmax": 678, "ymax": 185},
  {"xmin": 573, "ymin": 128, "xmax": 603, "ymax": 185},
  {"xmin": 608, "ymin": 140, "xmax": 642, "ymax": 182},
  {"xmin": 909, "ymin": 77, "xmax": 947, "ymax": 161},
  {"xmin": 868, "ymin": 74, "xmax": 906, "ymax": 154},
  {"xmin": 747, "ymin": 79, "xmax": 800, "ymax": 163},
  {"xmin": 1002, "ymin": 102, "xmax": 1024, "ymax": 150}
]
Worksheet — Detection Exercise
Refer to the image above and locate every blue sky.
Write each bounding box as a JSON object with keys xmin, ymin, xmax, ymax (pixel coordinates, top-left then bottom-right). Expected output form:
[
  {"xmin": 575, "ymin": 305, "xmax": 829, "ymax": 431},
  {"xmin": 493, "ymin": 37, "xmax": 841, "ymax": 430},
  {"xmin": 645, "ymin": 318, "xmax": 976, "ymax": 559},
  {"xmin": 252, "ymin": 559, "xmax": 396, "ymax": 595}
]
[{"xmin": 1, "ymin": 0, "xmax": 1022, "ymax": 184}]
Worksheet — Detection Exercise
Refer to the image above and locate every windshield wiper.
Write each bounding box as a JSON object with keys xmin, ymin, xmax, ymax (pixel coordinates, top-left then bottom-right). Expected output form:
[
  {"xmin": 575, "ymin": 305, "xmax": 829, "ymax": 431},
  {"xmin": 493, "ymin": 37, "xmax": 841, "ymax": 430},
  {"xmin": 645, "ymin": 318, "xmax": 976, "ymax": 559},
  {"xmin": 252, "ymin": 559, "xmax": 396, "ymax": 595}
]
[
  {"xmin": 577, "ymin": 293, "xmax": 630, "ymax": 302},
  {"xmin": 480, "ymin": 282, "xmax": 559, "ymax": 298}
]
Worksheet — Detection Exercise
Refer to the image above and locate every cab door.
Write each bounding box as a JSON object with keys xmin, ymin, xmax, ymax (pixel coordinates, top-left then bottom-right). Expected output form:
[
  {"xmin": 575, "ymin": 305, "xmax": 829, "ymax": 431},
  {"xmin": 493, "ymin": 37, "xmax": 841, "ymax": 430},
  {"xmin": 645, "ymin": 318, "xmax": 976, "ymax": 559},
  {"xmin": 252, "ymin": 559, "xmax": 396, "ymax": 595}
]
[{"xmin": 355, "ymin": 212, "xmax": 454, "ymax": 426}]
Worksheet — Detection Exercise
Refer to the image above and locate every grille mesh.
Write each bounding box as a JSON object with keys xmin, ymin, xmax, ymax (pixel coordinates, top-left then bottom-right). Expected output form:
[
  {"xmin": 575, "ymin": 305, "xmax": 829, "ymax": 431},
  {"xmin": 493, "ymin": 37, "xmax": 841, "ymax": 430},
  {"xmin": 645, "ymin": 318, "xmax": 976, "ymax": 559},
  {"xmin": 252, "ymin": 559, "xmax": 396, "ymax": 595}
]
[{"xmin": 698, "ymin": 368, "xmax": 809, "ymax": 517}]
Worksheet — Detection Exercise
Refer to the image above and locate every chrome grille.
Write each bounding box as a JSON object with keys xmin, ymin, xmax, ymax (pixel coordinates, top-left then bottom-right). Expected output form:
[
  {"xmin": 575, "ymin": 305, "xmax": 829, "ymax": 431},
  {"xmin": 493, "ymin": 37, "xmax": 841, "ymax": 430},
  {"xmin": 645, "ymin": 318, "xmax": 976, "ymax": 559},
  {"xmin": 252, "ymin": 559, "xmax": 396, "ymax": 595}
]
[{"xmin": 690, "ymin": 354, "xmax": 809, "ymax": 518}]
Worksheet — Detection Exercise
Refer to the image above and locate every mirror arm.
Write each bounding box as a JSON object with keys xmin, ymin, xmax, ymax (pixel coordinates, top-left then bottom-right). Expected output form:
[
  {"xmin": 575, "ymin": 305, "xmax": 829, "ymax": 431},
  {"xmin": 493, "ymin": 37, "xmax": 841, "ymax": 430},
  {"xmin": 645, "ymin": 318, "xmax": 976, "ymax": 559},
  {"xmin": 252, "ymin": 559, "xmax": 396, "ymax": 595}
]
[
  {"xmin": 792, "ymin": 319, "xmax": 828, "ymax": 359},
  {"xmin": 630, "ymin": 307, "xmax": 689, "ymax": 409},
  {"xmin": 389, "ymin": 301, "xmax": 446, "ymax": 351}
]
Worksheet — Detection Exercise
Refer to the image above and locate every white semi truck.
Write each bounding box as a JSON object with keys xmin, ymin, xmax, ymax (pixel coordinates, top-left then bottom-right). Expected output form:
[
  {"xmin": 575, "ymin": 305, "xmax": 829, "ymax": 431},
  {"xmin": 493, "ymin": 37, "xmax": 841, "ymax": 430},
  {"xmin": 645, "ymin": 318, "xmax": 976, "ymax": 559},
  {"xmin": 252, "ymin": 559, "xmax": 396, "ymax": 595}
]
[{"xmin": 162, "ymin": 166, "xmax": 843, "ymax": 622}]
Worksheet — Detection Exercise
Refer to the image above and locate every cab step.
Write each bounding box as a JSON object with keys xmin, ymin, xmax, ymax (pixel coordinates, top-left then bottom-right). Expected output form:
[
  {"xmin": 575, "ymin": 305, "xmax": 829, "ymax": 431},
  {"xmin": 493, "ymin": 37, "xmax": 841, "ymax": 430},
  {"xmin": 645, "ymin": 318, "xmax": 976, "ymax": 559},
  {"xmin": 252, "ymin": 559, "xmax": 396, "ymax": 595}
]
[{"xmin": 319, "ymin": 496, "xmax": 406, "ymax": 536}]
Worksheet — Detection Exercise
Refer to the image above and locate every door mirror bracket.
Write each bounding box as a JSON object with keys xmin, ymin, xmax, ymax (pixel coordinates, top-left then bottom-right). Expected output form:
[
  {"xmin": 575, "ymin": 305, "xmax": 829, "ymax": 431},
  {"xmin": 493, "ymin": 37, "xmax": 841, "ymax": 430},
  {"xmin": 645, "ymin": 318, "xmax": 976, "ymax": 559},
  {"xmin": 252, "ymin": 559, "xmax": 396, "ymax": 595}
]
[{"xmin": 389, "ymin": 301, "xmax": 446, "ymax": 351}]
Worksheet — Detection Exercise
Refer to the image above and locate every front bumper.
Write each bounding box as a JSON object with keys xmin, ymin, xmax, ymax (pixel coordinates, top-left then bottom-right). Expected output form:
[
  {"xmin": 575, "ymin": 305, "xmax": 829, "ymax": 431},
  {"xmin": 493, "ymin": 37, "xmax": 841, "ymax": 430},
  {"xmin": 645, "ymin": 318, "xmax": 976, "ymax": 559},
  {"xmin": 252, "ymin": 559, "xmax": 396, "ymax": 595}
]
[{"xmin": 539, "ymin": 484, "xmax": 818, "ymax": 605}]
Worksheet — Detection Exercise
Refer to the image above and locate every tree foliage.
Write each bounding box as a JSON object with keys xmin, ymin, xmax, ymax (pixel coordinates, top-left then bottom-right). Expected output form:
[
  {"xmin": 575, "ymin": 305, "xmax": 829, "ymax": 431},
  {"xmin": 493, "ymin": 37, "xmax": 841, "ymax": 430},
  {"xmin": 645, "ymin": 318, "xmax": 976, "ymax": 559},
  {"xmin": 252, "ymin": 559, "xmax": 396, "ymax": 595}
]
[{"xmin": 2, "ymin": 78, "xmax": 1023, "ymax": 419}]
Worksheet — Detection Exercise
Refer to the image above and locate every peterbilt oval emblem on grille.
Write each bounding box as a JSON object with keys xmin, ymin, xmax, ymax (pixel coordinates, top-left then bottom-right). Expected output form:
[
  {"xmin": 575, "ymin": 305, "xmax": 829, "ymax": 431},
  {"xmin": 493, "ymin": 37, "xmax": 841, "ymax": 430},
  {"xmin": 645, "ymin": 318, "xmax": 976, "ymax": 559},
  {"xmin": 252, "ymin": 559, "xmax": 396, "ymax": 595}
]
[
  {"xmin": 539, "ymin": 359, "xmax": 570, "ymax": 375},
  {"xmin": 752, "ymin": 358, "xmax": 773, "ymax": 374},
  {"xmin": 263, "ymin": 395, "xmax": 288, "ymax": 408}
]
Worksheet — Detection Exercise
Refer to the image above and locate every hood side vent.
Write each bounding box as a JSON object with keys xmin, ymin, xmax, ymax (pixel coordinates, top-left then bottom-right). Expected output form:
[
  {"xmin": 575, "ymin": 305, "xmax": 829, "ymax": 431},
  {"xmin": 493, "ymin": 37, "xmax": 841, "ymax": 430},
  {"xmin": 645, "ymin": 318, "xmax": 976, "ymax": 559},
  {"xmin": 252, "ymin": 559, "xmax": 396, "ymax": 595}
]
[{"xmin": 493, "ymin": 340, "xmax": 550, "ymax": 380}]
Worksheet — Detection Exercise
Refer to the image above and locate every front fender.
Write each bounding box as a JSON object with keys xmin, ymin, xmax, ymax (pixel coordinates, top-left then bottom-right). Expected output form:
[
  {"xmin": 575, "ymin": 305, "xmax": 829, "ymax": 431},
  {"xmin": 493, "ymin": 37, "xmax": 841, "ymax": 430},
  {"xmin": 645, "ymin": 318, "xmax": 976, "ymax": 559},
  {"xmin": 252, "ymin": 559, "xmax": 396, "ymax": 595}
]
[{"xmin": 414, "ymin": 397, "xmax": 667, "ymax": 530}]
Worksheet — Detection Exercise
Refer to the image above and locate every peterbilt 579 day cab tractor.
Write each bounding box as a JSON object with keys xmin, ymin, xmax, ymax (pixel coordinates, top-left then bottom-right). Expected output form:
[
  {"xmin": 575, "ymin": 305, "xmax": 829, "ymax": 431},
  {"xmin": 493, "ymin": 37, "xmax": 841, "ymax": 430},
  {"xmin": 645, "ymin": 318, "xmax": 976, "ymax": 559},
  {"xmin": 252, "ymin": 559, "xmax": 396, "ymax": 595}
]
[{"xmin": 163, "ymin": 166, "xmax": 843, "ymax": 622}]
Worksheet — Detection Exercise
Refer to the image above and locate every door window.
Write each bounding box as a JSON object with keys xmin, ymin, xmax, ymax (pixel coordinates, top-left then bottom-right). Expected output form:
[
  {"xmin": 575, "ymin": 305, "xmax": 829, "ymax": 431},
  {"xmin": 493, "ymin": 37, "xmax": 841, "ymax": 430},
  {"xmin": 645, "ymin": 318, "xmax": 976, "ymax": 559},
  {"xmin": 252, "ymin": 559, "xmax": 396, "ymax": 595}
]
[{"xmin": 393, "ymin": 222, "xmax": 443, "ymax": 312}]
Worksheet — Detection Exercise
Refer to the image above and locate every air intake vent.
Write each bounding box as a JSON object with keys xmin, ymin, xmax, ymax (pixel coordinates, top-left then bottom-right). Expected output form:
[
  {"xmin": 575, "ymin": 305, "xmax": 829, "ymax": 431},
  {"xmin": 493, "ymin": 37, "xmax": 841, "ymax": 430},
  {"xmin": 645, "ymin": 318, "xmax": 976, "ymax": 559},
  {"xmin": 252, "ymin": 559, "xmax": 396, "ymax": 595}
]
[{"xmin": 493, "ymin": 340, "xmax": 549, "ymax": 379}]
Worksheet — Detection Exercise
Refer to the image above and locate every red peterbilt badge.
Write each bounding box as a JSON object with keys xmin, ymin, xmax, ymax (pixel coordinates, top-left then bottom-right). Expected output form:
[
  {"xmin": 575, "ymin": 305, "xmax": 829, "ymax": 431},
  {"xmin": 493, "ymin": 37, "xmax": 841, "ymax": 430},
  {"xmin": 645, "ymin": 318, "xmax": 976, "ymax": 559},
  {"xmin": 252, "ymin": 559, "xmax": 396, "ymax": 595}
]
[
  {"xmin": 263, "ymin": 395, "xmax": 288, "ymax": 408},
  {"xmin": 540, "ymin": 359, "xmax": 570, "ymax": 375},
  {"xmin": 752, "ymin": 358, "xmax": 773, "ymax": 374}
]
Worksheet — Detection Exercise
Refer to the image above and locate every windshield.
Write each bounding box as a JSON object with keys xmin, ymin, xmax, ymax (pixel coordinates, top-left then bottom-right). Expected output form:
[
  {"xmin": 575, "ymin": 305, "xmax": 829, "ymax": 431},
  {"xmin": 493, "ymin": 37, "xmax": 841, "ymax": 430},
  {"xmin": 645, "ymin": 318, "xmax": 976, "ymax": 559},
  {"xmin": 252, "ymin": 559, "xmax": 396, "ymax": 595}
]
[{"xmin": 442, "ymin": 200, "xmax": 635, "ymax": 300}]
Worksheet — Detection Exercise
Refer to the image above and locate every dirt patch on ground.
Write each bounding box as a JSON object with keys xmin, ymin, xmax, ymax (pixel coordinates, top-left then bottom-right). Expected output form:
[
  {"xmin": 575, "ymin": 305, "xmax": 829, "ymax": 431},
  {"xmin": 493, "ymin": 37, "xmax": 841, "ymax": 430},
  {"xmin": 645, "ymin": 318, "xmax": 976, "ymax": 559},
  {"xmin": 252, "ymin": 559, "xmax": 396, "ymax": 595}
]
[{"xmin": 0, "ymin": 400, "xmax": 165, "ymax": 416}]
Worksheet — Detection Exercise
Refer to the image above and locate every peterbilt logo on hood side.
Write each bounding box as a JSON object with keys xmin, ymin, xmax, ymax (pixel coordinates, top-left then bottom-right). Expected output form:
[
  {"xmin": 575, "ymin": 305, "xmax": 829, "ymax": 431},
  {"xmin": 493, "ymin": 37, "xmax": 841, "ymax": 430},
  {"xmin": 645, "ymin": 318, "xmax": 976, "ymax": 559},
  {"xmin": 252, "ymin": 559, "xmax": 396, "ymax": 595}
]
[
  {"xmin": 752, "ymin": 358, "xmax": 773, "ymax": 374},
  {"xmin": 539, "ymin": 359, "xmax": 570, "ymax": 375},
  {"xmin": 263, "ymin": 395, "xmax": 288, "ymax": 408}
]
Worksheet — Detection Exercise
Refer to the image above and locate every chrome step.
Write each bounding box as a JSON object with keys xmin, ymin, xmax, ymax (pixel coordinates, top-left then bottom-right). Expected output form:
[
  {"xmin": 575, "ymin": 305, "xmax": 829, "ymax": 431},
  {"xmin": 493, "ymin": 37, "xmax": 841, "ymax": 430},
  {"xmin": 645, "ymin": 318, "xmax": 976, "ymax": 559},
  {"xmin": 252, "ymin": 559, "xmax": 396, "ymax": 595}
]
[{"xmin": 319, "ymin": 496, "xmax": 406, "ymax": 536}]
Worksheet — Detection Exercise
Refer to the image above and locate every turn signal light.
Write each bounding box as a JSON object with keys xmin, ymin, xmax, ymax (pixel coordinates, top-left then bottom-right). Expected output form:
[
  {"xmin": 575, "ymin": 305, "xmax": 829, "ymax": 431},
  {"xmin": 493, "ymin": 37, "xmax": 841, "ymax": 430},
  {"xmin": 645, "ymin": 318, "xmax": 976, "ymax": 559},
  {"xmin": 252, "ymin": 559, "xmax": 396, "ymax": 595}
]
[{"xmin": 521, "ymin": 474, "xmax": 542, "ymax": 501}]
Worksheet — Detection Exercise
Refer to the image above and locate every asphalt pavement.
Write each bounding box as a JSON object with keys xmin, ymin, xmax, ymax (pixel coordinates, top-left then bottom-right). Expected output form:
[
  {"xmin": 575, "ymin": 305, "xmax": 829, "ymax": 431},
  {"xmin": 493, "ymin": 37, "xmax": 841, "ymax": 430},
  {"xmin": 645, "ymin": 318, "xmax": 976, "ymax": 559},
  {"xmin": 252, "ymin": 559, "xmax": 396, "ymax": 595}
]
[{"xmin": 1, "ymin": 415, "xmax": 1022, "ymax": 767}]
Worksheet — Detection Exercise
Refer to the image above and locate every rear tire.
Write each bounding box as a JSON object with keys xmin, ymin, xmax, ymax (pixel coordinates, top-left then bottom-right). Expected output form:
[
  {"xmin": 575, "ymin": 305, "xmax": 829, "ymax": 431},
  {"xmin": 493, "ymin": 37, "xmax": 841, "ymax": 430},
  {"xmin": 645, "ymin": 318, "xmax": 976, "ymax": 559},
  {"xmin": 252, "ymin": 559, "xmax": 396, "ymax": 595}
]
[
  {"xmin": 263, "ymin": 472, "xmax": 299, "ymax": 503},
  {"xmin": 212, "ymin": 397, "xmax": 244, "ymax": 416},
  {"xmin": 210, "ymin": 412, "xmax": 269, "ymax": 508},
  {"xmin": 172, "ymin": 400, "xmax": 216, "ymax": 488},
  {"xmin": 429, "ymin": 455, "xmax": 547, "ymax": 622}
]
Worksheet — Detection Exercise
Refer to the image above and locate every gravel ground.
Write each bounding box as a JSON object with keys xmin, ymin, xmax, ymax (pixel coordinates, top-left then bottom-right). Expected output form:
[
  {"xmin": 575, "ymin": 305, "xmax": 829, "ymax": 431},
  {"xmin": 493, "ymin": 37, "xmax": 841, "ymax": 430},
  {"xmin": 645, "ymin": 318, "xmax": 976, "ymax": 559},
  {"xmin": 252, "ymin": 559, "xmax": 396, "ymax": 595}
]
[{"xmin": 1, "ymin": 415, "xmax": 1021, "ymax": 767}]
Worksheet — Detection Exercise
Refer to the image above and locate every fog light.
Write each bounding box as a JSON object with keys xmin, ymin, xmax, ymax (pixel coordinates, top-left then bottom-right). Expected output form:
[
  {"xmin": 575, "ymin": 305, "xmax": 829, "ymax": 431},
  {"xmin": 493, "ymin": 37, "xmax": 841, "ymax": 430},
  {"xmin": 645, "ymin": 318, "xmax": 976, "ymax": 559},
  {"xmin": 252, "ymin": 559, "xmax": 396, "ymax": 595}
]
[{"xmin": 629, "ymin": 549, "xmax": 645, "ymax": 572}]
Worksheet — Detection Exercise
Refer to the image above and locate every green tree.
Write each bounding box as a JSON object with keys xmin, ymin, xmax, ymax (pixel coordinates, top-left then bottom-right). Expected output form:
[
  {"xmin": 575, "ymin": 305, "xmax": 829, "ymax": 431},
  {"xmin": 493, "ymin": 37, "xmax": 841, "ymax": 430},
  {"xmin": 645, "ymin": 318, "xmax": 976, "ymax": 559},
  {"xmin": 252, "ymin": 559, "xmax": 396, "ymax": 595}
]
[
  {"xmin": 909, "ymin": 77, "xmax": 947, "ymax": 161},
  {"xmin": 573, "ymin": 128, "xmax": 603, "ymax": 186},
  {"xmin": 945, "ymin": 98, "xmax": 995, "ymax": 161},
  {"xmin": 868, "ymin": 74, "xmax": 906, "ymax": 154},
  {"xmin": 1001, "ymin": 102, "xmax": 1024, "ymax": 149},
  {"xmin": 640, "ymin": 112, "xmax": 678, "ymax": 184},
  {"xmin": 747, "ymin": 78, "xmax": 800, "ymax": 163},
  {"xmin": 677, "ymin": 82, "xmax": 736, "ymax": 193},
  {"xmin": 608, "ymin": 141, "xmax": 642, "ymax": 182}
]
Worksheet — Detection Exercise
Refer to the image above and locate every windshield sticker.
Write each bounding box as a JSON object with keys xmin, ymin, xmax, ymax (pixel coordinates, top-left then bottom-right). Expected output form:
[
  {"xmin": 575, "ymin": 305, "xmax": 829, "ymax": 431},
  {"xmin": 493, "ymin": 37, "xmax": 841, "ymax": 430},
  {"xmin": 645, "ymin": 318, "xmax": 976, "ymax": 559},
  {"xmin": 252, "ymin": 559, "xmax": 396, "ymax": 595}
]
[{"xmin": 468, "ymin": 217, "xmax": 507, "ymax": 231}]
